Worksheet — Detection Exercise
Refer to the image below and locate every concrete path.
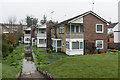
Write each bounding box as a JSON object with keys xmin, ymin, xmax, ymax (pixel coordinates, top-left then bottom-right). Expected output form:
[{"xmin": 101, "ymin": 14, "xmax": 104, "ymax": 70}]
[{"xmin": 20, "ymin": 72, "xmax": 45, "ymax": 78}]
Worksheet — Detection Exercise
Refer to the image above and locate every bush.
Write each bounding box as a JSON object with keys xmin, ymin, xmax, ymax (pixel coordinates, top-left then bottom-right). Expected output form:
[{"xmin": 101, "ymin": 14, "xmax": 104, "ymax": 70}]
[
  {"xmin": 2, "ymin": 42, "xmax": 10, "ymax": 57},
  {"xmin": 9, "ymin": 46, "xmax": 14, "ymax": 53}
]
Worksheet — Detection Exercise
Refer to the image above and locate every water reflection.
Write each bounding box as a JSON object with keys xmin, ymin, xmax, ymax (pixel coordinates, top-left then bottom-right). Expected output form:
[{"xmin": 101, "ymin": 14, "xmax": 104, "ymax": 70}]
[
  {"xmin": 22, "ymin": 58, "xmax": 36, "ymax": 73},
  {"xmin": 22, "ymin": 45, "xmax": 36, "ymax": 73}
]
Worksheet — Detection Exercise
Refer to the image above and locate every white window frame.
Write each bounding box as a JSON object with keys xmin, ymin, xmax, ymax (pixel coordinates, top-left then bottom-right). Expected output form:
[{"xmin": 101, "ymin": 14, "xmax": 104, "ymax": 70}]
[
  {"xmin": 96, "ymin": 24, "xmax": 104, "ymax": 33},
  {"xmin": 66, "ymin": 41, "xmax": 69, "ymax": 50},
  {"xmin": 72, "ymin": 41, "xmax": 83, "ymax": 50},
  {"xmin": 79, "ymin": 42, "xmax": 83, "ymax": 49},
  {"xmin": 96, "ymin": 40, "xmax": 103, "ymax": 49},
  {"xmin": 59, "ymin": 26, "xmax": 64, "ymax": 33}
]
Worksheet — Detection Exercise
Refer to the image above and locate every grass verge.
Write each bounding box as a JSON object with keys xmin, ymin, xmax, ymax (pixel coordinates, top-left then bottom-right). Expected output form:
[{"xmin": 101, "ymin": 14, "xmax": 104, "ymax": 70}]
[
  {"xmin": 32, "ymin": 47, "xmax": 67, "ymax": 69},
  {"xmin": 2, "ymin": 45, "xmax": 24, "ymax": 78}
]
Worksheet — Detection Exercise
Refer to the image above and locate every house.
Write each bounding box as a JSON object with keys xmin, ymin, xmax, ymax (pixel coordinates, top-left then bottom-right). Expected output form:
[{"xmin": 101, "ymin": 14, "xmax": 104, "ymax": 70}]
[
  {"xmin": 24, "ymin": 25, "xmax": 37, "ymax": 46},
  {"xmin": 36, "ymin": 21, "xmax": 55, "ymax": 48},
  {"xmin": 107, "ymin": 22, "xmax": 118, "ymax": 43},
  {"xmin": 114, "ymin": 1, "xmax": 120, "ymax": 44},
  {"xmin": 36, "ymin": 24, "xmax": 47, "ymax": 47},
  {"xmin": 24, "ymin": 27, "xmax": 31, "ymax": 44},
  {"xmin": 0, "ymin": 23, "xmax": 25, "ymax": 34},
  {"xmin": 108, "ymin": 22, "xmax": 118, "ymax": 34},
  {"xmin": 51, "ymin": 11, "xmax": 108, "ymax": 55}
]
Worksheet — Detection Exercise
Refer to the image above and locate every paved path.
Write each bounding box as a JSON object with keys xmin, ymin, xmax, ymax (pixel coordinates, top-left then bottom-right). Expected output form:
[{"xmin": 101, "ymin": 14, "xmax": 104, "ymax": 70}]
[
  {"xmin": 22, "ymin": 58, "xmax": 36, "ymax": 73},
  {"xmin": 19, "ymin": 55, "xmax": 48, "ymax": 79},
  {"xmin": 20, "ymin": 71, "xmax": 45, "ymax": 78}
]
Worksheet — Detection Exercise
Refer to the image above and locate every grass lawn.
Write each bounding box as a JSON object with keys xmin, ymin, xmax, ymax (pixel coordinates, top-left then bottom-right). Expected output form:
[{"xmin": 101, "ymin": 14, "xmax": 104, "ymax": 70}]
[
  {"xmin": 2, "ymin": 45, "xmax": 24, "ymax": 78},
  {"xmin": 2, "ymin": 63, "xmax": 19, "ymax": 78},
  {"xmin": 32, "ymin": 47, "xmax": 67, "ymax": 68},
  {"xmin": 0, "ymin": 63, "xmax": 2, "ymax": 79},
  {"xmin": 40, "ymin": 53, "xmax": 118, "ymax": 78}
]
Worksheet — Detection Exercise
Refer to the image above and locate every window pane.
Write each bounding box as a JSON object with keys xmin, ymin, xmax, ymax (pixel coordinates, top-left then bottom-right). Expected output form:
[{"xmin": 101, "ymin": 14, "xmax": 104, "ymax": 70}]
[
  {"xmin": 72, "ymin": 42, "xmax": 79, "ymax": 49},
  {"xmin": 80, "ymin": 42, "xmax": 83, "ymax": 49},
  {"xmin": 80, "ymin": 24, "xmax": 83, "ymax": 32},
  {"xmin": 66, "ymin": 42, "xmax": 69, "ymax": 49},
  {"xmin": 76, "ymin": 26, "xmax": 79, "ymax": 32},
  {"xmin": 97, "ymin": 25, "xmax": 102, "ymax": 31},
  {"xmin": 68, "ymin": 26, "xmax": 70, "ymax": 32},
  {"xmin": 71, "ymin": 25, "xmax": 74, "ymax": 32},
  {"xmin": 96, "ymin": 40, "xmax": 103, "ymax": 49},
  {"xmin": 39, "ymin": 29, "xmax": 46, "ymax": 33},
  {"xmin": 57, "ymin": 40, "xmax": 61, "ymax": 47},
  {"xmin": 59, "ymin": 27, "xmax": 64, "ymax": 33},
  {"xmin": 39, "ymin": 39, "xmax": 45, "ymax": 44}
]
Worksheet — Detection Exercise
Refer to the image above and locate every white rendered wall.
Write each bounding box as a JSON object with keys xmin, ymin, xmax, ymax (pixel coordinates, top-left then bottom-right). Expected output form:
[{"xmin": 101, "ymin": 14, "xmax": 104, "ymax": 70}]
[
  {"xmin": 66, "ymin": 38, "xmax": 84, "ymax": 55},
  {"xmin": 114, "ymin": 1, "xmax": 120, "ymax": 43}
]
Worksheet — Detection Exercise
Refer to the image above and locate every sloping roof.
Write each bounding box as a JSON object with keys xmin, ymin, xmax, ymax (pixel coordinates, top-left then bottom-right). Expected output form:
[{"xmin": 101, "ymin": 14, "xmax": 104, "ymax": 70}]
[
  {"xmin": 58, "ymin": 11, "xmax": 108, "ymax": 25},
  {"xmin": 24, "ymin": 27, "xmax": 31, "ymax": 31},
  {"xmin": 0, "ymin": 23, "xmax": 27, "ymax": 26},
  {"xmin": 37, "ymin": 24, "xmax": 46, "ymax": 28},
  {"xmin": 108, "ymin": 22, "xmax": 118, "ymax": 28}
]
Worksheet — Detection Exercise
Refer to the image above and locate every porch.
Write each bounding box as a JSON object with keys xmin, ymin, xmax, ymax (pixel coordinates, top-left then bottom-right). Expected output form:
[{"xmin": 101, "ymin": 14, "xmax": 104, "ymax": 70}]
[{"xmin": 52, "ymin": 38, "xmax": 62, "ymax": 52}]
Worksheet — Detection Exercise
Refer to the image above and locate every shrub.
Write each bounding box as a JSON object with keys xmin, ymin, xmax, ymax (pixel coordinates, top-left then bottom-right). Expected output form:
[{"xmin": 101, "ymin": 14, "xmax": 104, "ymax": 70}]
[
  {"xmin": 9, "ymin": 46, "xmax": 14, "ymax": 53},
  {"xmin": 2, "ymin": 41, "xmax": 10, "ymax": 57}
]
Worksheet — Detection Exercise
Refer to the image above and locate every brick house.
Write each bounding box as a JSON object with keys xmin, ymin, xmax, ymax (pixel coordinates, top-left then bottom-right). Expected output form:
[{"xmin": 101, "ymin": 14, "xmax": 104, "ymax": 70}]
[
  {"xmin": 51, "ymin": 11, "xmax": 108, "ymax": 55},
  {"xmin": 36, "ymin": 21, "xmax": 55, "ymax": 48},
  {"xmin": 24, "ymin": 25, "xmax": 36, "ymax": 46},
  {"xmin": 36, "ymin": 24, "xmax": 47, "ymax": 47}
]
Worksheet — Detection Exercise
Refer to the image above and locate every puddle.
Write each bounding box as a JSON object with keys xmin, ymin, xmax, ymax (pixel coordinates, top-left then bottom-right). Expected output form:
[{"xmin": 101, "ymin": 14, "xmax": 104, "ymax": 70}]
[
  {"xmin": 22, "ymin": 58, "xmax": 36, "ymax": 73},
  {"xmin": 22, "ymin": 45, "xmax": 36, "ymax": 73}
]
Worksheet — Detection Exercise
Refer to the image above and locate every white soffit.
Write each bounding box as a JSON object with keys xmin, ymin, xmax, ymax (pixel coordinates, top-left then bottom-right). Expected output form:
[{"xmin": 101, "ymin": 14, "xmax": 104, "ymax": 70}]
[
  {"xmin": 68, "ymin": 17, "xmax": 83, "ymax": 23},
  {"xmin": 37, "ymin": 24, "xmax": 46, "ymax": 28}
]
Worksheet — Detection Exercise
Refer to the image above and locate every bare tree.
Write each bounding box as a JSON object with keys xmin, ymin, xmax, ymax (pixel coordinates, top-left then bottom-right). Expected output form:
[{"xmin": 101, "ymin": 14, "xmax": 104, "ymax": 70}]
[{"xmin": 7, "ymin": 16, "xmax": 17, "ymax": 33}]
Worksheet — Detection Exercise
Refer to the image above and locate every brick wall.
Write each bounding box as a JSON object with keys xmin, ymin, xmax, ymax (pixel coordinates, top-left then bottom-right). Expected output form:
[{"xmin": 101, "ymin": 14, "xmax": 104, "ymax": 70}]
[
  {"xmin": 108, "ymin": 43, "xmax": 120, "ymax": 50},
  {"xmin": 46, "ymin": 22, "xmax": 55, "ymax": 48},
  {"xmin": 84, "ymin": 14, "xmax": 108, "ymax": 54}
]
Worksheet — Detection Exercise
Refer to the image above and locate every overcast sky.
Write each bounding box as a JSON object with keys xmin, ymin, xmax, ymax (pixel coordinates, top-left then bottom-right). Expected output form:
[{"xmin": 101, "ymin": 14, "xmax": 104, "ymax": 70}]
[{"xmin": 0, "ymin": 0, "xmax": 119, "ymax": 24}]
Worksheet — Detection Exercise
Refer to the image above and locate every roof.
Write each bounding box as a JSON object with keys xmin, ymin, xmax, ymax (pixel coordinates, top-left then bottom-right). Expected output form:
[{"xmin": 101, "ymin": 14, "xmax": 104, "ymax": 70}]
[
  {"xmin": 24, "ymin": 27, "xmax": 31, "ymax": 31},
  {"xmin": 0, "ymin": 23, "xmax": 27, "ymax": 26},
  {"xmin": 108, "ymin": 22, "xmax": 118, "ymax": 28},
  {"xmin": 37, "ymin": 24, "xmax": 46, "ymax": 28},
  {"xmin": 58, "ymin": 11, "xmax": 108, "ymax": 25}
]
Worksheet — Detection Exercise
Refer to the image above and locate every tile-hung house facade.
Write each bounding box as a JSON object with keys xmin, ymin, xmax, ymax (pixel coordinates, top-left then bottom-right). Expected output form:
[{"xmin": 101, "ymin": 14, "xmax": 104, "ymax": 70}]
[
  {"xmin": 36, "ymin": 24, "xmax": 47, "ymax": 47},
  {"xmin": 51, "ymin": 11, "xmax": 108, "ymax": 55}
]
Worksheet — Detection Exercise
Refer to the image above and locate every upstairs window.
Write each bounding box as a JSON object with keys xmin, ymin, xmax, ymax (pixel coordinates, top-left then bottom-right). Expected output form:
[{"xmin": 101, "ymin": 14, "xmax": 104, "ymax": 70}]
[
  {"xmin": 59, "ymin": 27, "xmax": 64, "ymax": 34},
  {"xmin": 76, "ymin": 26, "xmax": 79, "ymax": 32},
  {"xmin": 71, "ymin": 25, "xmax": 74, "ymax": 32},
  {"xmin": 96, "ymin": 24, "xmax": 104, "ymax": 33},
  {"xmin": 68, "ymin": 24, "xmax": 83, "ymax": 33},
  {"xmin": 80, "ymin": 24, "xmax": 83, "ymax": 32},
  {"xmin": 25, "ymin": 31, "xmax": 30, "ymax": 34}
]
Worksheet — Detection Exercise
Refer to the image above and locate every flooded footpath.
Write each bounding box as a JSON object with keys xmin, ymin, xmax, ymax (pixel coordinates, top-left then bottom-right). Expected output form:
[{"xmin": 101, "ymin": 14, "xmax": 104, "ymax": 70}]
[{"xmin": 20, "ymin": 45, "xmax": 46, "ymax": 79}]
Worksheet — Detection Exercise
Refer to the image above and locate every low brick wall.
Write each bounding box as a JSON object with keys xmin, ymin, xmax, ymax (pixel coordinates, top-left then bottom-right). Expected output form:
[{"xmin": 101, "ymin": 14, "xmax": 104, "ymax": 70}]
[
  {"xmin": 37, "ymin": 67, "xmax": 56, "ymax": 80},
  {"xmin": 108, "ymin": 43, "xmax": 120, "ymax": 50}
]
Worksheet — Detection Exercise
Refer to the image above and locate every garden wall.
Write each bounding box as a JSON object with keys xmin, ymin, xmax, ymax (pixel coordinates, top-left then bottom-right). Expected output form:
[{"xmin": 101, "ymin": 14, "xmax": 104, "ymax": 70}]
[{"xmin": 108, "ymin": 43, "xmax": 120, "ymax": 50}]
